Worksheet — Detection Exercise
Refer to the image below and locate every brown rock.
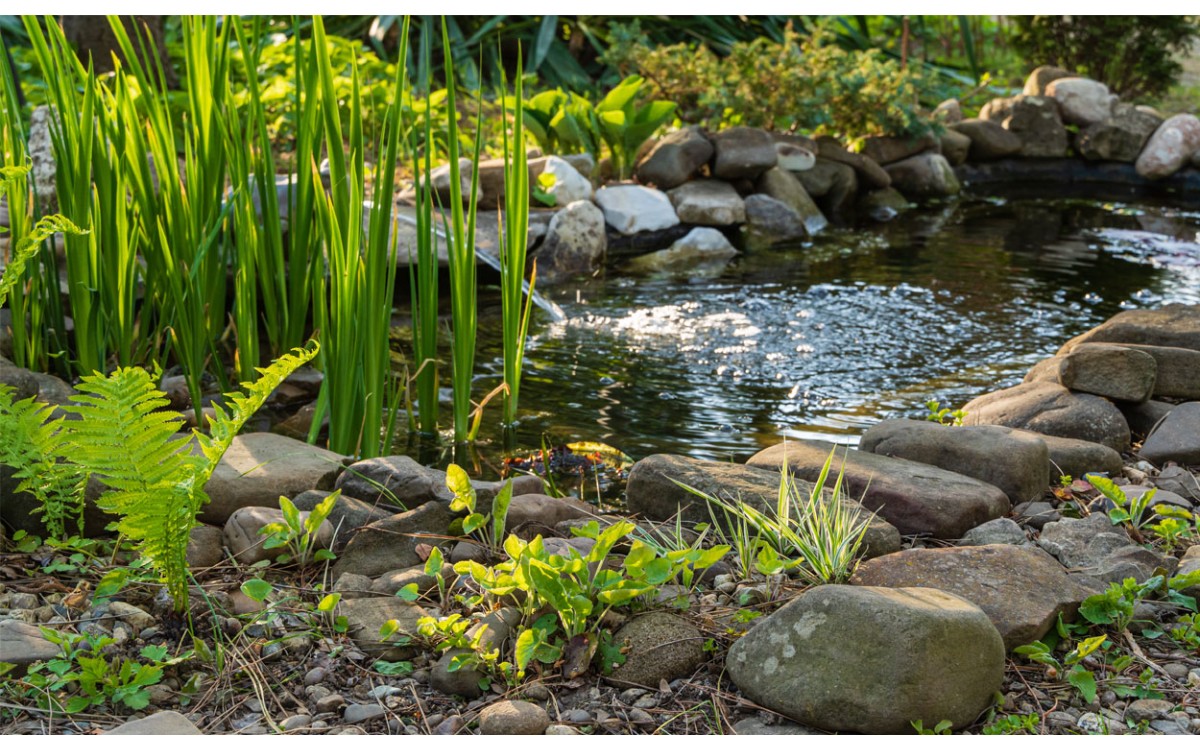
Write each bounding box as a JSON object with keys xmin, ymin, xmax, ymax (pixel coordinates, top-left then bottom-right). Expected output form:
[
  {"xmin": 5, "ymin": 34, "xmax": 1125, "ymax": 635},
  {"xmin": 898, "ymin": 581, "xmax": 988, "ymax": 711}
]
[
  {"xmin": 815, "ymin": 136, "xmax": 891, "ymax": 188},
  {"xmin": 962, "ymin": 381, "xmax": 1131, "ymax": 452}
]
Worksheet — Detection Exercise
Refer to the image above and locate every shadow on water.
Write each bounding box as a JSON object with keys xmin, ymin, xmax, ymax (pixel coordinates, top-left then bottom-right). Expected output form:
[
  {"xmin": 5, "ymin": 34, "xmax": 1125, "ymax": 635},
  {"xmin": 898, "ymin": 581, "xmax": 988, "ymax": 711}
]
[{"xmin": 425, "ymin": 194, "xmax": 1200, "ymax": 466}]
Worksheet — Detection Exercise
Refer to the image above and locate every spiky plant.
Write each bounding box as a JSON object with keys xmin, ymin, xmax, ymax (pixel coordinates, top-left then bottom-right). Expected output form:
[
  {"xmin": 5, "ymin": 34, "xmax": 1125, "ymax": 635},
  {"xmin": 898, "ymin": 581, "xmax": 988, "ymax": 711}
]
[{"xmin": 64, "ymin": 342, "xmax": 319, "ymax": 610}]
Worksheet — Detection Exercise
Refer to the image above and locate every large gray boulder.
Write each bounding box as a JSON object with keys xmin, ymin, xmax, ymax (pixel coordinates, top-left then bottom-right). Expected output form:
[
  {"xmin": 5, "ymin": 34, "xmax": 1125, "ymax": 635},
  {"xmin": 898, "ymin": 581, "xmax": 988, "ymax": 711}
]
[
  {"xmin": 1024, "ymin": 344, "xmax": 1157, "ymax": 403},
  {"xmin": 747, "ymin": 440, "xmax": 1010, "ymax": 539},
  {"xmin": 666, "ymin": 179, "xmax": 746, "ymax": 226},
  {"xmin": 815, "ymin": 136, "xmax": 891, "ymax": 188},
  {"xmin": 851, "ymin": 545, "xmax": 1097, "ymax": 649},
  {"xmin": 635, "ymin": 127, "xmax": 713, "ymax": 189},
  {"xmin": 1032, "ymin": 432, "xmax": 1124, "ymax": 484},
  {"xmin": 1046, "ymin": 77, "xmax": 1116, "ymax": 126},
  {"xmin": 594, "ymin": 185, "xmax": 680, "ymax": 235},
  {"xmin": 1060, "ymin": 341, "xmax": 1200, "ymax": 400},
  {"xmin": 1135, "ymin": 114, "xmax": 1200, "ymax": 180},
  {"xmin": 726, "ymin": 585, "xmax": 1005, "ymax": 733},
  {"xmin": 859, "ymin": 419, "xmax": 1049, "ymax": 506},
  {"xmin": 541, "ymin": 156, "xmax": 593, "ymax": 205},
  {"xmin": 536, "ymin": 199, "xmax": 607, "ymax": 283},
  {"xmin": 330, "ymin": 501, "xmax": 457, "ymax": 579},
  {"xmin": 1023, "ymin": 65, "xmax": 1073, "ymax": 96},
  {"xmin": 1139, "ymin": 402, "xmax": 1200, "ymax": 466},
  {"xmin": 1061, "ymin": 304, "xmax": 1200, "ymax": 352},
  {"xmin": 740, "ymin": 194, "xmax": 808, "ymax": 250},
  {"xmin": 952, "ymin": 119, "xmax": 1023, "ymax": 161},
  {"xmin": 624, "ymin": 453, "xmax": 901, "ymax": 558},
  {"xmin": 859, "ymin": 133, "xmax": 940, "ymax": 167},
  {"xmin": 962, "ymin": 381, "xmax": 1131, "ymax": 452},
  {"xmin": 1003, "ymin": 95, "xmax": 1068, "ymax": 158},
  {"xmin": 883, "ymin": 152, "xmax": 961, "ymax": 199},
  {"xmin": 794, "ymin": 158, "xmax": 858, "ymax": 218},
  {"xmin": 1037, "ymin": 514, "xmax": 1176, "ymax": 583},
  {"xmin": 754, "ymin": 167, "xmax": 828, "ymax": 234},
  {"xmin": 939, "ymin": 129, "xmax": 972, "ymax": 166},
  {"xmin": 1077, "ymin": 104, "xmax": 1163, "ymax": 163},
  {"xmin": 201, "ymin": 433, "xmax": 345, "ymax": 524},
  {"xmin": 711, "ymin": 127, "xmax": 778, "ymax": 180},
  {"xmin": 0, "ymin": 355, "xmax": 38, "ymax": 400}
]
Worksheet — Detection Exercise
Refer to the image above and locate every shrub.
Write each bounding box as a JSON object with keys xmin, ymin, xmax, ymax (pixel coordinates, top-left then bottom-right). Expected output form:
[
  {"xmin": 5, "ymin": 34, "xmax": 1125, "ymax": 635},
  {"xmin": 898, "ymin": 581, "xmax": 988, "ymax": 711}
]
[
  {"xmin": 602, "ymin": 21, "xmax": 937, "ymax": 139},
  {"xmin": 1010, "ymin": 16, "xmax": 1200, "ymax": 100}
]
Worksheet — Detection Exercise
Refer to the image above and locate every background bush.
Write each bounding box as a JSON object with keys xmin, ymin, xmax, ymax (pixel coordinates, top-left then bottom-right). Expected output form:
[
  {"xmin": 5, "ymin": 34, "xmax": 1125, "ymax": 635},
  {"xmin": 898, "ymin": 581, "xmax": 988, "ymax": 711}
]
[{"xmin": 1010, "ymin": 16, "xmax": 1200, "ymax": 100}]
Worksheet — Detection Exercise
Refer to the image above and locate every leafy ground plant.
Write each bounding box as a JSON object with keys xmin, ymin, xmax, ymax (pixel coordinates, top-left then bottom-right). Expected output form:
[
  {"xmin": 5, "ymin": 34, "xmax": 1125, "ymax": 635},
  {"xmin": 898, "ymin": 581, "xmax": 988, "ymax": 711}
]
[
  {"xmin": 260, "ymin": 491, "xmax": 340, "ymax": 567},
  {"xmin": 0, "ymin": 630, "xmax": 187, "ymax": 714}
]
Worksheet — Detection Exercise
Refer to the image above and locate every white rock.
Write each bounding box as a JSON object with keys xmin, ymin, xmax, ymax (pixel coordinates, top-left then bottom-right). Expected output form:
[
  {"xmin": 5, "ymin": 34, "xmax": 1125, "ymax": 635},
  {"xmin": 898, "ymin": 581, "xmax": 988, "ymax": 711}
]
[
  {"xmin": 1046, "ymin": 77, "xmax": 1116, "ymax": 126},
  {"xmin": 594, "ymin": 185, "xmax": 680, "ymax": 235},
  {"xmin": 1135, "ymin": 114, "xmax": 1200, "ymax": 180},
  {"xmin": 626, "ymin": 227, "xmax": 738, "ymax": 274},
  {"xmin": 541, "ymin": 155, "xmax": 593, "ymax": 205},
  {"xmin": 775, "ymin": 142, "xmax": 815, "ymax": 171}
]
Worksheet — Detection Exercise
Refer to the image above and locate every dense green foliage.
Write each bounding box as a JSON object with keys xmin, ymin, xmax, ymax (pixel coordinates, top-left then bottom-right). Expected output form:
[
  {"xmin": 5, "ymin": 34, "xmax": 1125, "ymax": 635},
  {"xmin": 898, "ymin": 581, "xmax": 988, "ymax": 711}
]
[
  {"xmin": 603, "ymin": 24, "xmax": 938, "ymax": 138},
  {"xmin": 1010, "ymin": 16, "xmax": 1200, "ymax": 100}
]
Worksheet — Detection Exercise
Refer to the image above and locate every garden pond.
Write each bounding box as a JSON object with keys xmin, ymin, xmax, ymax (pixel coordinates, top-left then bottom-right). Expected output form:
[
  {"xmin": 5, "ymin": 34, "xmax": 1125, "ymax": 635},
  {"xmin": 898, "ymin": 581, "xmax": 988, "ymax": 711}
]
[{"xmin": 463, "ymin": 191, "xmax": 1200, "ymax": 464}]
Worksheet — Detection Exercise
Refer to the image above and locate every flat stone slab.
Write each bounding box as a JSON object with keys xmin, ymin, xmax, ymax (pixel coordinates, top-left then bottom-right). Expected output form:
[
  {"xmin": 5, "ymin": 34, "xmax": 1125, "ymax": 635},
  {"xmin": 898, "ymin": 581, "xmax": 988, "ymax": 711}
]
[
  {"xmin": 104, "ymin": 710, "xmax": 202, "ymax": 735},
  {"xmin": 962, "ymin": 381, "xmax": 1130, "ymax": 452},
  {"xmin": 1061, "ymin": 303, "xmax": 1200, "ymax": 352},
  {"xmin": 1060, "ymin": 342, "xmax": 1200, "ymax": 400},
  {"xmin": 335, "ymin": 455, "xmax": 542, "ymax": 511},
  {"xmin": 1026, "ymin": 344, "xmax": 1157, "ymax": 403},
  {"xmin": 0, "ymin": 620, "xmax": 60, "ymax": 674},
  {"xmin": 726, "ymin": 585, "xmax": 1004, "ymax": 733},
  {"xmin": 331, "ymin": 501, "xmax": 456, "ymax": 579},
  {"xmin": 625, "ymin": 453, "xmax": 901, "ymax": 557},
  {"xmin": 860, "ymin": 419, "xmax": 1048, "ymax": 506},
  {"xmin": 747, "ymin": 440, "xmax": 1010, "ymax": 539},
  {"xmin": 201, "ymin": 432, "xmax": 345, "ymax": 524},
  {"xmin": 851, "ymin": 544, "xmax": 1096, "ymax": 649},
  {"xmin": 1030, "ymin": 431, "xmax": 1124, "ymax": 483},
  {"xmin": 1037, "ymin": 513, "xmax": 1176, "ymax": 583},
  {"xmin": 338, "ymin": 597, "xmax": 427, "ymax": 659}
]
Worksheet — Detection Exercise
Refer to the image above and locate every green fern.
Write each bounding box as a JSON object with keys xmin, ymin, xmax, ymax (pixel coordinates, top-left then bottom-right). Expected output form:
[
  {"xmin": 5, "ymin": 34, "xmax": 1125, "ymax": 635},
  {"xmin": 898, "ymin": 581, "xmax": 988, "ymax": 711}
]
[
  {"xmin": 0, "ymin": 389, "xmax": 87, "ymax": 538},
  {"xmin": 65, "ymin": 341, "xmax": 320, "ymax": 610}
]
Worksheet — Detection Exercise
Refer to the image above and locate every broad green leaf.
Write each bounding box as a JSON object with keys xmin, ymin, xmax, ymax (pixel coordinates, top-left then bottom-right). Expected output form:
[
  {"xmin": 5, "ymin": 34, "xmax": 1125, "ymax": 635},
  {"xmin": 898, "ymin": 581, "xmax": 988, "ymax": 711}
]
[
  {"xmin": 395, "ymin": 583, "xmax": 419, "ymax": 602},
  {"xmin": 446, "ymin": 464, "xmax": 475, "ymax": 513},
  {"xmin": 425, "ymin": 545, "xmax": 445, "ymax": 577},
  {"xmin": 318, "ymin": 593, "xmax": 341, "ymax": 612},
  {"xmin": 1067, "ymin": 665, "xmax": 1098, "ymax": 704},
  {"xmin": 241, "ymin": 578, "xmax": 272, "ymax": 602}
]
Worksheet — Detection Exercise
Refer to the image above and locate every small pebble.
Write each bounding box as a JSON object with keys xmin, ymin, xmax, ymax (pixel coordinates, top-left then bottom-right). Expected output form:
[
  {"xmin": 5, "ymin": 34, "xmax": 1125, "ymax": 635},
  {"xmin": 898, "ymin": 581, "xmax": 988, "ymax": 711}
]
[
  {"xmin": 1076, "ymin": 712, "xmax": 1105, "ymax": 733},
  {"xmin": 564, "ymin": 709, "xmax": 591, "ymax": 723},
  {"xmin": 279, "ymin": 715, "xmax": 311, "ymax": 731},
  {"xmin": 1162, "ymin": 662, "xmax": 1189, "ymax": 681},
  {"xmin": 545, "ymin": 725, "xmax": 579, "ymax": 735},
  {"xmin": 344, "ymin": 703, "xmax": 386, "ymax": 724},
  {"xmin": 387, "ymin": 719, "xmax": 403, "ymax": 733},
  {"xmin": 315, "ymin": 693, "xmax": 345, "ymax": 713},
  {"xmin": 435, "ymin": 715, "xmax": 464, "ymax": 734},
  {"xmin": 1126, "ymin": 699, "xmax": 1173, "ymax": 724},
  {"xmin": 633, "ymin": 695, "xmax": 658, "ymax": 710},
  {"xmin": 309, "ymin": 720, "xmax": 328, "ymax": 729},
  {"xmin": 522, "ymin": 684, "xmax": 550, "ymax": 701},
  {"xmin": 367, "ymin": 685, "xmax": 403, "ymax": 700},
  {"xmin": 628, "ymin": 708, "xmax": 653, "ymax": 724},
  {"xmin": 619, "ymin": 688, "xmax": 647, "ymax": 704}
]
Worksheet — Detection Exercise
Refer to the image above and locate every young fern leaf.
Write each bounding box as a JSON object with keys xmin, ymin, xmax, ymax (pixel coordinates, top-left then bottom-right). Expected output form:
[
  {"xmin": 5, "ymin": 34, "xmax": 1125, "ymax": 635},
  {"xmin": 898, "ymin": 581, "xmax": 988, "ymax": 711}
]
[
  {"xmin": 0, "ymin": 213, "xmax": 88, "ymax": 310},
  {"xmin": 0, "ymin": 391, "xmax": 86, "ymax": 538},
  {"xmin": 196, "ymin": 340, "xmax": 320, "ymax": 484}
]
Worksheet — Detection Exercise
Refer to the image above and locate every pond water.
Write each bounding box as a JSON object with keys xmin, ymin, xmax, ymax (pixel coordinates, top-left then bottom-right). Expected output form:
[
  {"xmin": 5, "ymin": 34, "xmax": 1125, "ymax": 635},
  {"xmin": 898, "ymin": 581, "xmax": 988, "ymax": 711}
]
[{"xmin": 463, "ymin": 193, "xmax": 1200, "ymax": 466}]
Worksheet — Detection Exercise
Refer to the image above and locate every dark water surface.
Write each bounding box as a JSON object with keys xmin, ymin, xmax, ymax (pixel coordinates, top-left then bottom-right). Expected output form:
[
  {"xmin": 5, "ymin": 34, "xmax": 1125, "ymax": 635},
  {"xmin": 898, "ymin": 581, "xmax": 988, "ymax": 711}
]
[{"xmin": 462, "ymin": 195, "xmax": 1200, "ymax": 465}]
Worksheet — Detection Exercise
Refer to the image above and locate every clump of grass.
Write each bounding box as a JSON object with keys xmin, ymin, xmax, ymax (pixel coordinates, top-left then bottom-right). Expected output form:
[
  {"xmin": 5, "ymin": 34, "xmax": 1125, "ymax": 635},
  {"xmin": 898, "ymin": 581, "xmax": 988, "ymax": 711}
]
[{"xmin": 683, "ymin": 446, "xmax": 875, "ymax": 585}]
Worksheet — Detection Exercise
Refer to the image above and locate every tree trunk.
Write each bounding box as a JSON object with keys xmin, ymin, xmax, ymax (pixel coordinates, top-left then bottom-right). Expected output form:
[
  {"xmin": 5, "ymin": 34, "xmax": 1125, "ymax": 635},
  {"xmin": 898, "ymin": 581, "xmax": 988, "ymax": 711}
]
[{"xmin": 60, "ymin": 15, "xmax": 177, "ymax": 88}]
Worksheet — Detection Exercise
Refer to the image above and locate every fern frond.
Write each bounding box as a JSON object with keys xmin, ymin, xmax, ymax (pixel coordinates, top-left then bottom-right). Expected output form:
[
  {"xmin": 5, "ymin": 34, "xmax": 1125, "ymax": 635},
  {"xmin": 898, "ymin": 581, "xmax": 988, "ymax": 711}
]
[
  {"xmin": 0, "ymin": 391, "xmax": 86, "ymax": 537},
  {"xmin": 67, "ymin": 367, "xmax": 190, "ymax": 491},
  {"xmin": 0, "ymin": 213, "xmax": 89, "ymax": 309},
  {"xmin": 196, "ymin": 340, "xmax": 320, "ymax": 481},
  {"xmin": 97, "ymin": 485, "xmax": 199, "ymax": 606}
]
